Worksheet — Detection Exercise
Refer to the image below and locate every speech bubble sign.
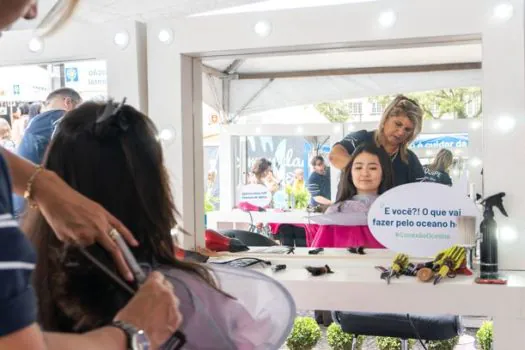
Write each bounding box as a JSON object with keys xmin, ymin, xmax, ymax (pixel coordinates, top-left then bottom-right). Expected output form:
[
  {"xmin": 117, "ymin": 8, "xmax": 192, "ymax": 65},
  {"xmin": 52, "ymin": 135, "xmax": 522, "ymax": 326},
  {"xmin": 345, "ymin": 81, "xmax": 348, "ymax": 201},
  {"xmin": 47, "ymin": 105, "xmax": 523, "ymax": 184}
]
[
  {"xmin": 239, "ymin": 184, "xmax": 272, "ymax": 207},
  {"xmin": 368, "ymin": 182, "xmax": 480, "ymax": 256}
]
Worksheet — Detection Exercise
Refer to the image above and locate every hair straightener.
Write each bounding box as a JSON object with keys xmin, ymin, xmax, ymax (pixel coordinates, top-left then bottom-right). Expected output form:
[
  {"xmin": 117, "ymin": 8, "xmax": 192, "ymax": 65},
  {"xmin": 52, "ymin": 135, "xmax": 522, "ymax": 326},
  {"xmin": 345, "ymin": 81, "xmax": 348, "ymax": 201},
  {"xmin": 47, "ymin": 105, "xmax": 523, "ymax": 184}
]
[{"xmin": 79, "ymin": 230, "xmax": 186, "ymax": 349}]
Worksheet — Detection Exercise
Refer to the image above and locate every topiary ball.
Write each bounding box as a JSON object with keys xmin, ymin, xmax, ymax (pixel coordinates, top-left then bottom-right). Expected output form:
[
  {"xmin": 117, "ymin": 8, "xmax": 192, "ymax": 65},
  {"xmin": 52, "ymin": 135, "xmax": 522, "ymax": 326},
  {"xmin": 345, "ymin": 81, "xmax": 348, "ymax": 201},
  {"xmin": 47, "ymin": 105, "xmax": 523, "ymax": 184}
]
[{"xmin": 286, "ymin": 316, "xmax": 322, "ymax": 350}]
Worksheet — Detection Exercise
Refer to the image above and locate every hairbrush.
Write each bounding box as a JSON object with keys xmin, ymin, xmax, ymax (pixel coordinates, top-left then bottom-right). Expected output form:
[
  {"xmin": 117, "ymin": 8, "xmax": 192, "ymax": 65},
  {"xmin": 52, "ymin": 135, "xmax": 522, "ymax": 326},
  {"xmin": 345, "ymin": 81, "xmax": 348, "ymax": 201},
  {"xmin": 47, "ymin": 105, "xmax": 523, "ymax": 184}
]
[{"xmin": 305, "ymin": 264, "xmax": 334, "ymax": 276}]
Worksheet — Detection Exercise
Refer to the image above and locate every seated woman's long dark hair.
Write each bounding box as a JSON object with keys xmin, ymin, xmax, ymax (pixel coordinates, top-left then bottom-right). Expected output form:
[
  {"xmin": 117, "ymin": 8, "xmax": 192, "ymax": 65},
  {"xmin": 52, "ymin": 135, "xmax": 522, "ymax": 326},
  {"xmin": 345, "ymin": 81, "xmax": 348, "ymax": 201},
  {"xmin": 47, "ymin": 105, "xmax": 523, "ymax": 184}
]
[
  {"xmin": 334, "ymin": 143, "xmax": 394, "ymax": 207},
  {"xmin": 24, "ymin": 100, "xmax": 222, "ymax": 332}
]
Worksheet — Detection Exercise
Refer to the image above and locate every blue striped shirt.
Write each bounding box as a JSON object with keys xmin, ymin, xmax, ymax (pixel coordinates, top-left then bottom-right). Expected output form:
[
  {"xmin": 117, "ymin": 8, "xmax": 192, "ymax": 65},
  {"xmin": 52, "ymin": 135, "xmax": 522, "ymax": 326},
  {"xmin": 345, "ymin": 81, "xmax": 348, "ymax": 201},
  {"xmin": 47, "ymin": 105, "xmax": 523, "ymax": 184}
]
[{"xmin": 0, "ymin": 153, "xmax": 37, "ymax": 336}]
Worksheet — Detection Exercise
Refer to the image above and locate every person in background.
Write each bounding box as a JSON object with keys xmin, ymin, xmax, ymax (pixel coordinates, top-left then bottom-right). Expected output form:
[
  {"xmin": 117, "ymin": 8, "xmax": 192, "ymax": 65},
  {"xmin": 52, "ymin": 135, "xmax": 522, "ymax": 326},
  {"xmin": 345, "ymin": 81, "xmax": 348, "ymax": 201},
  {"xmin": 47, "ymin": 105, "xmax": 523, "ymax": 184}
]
[
  {"xmin": 14, "ymin": 88, "xmax": 82, "ymax": 216},
  {"xmin": 29, "ymin": 101, "xmax": 42, "ymax": 121},
  {"xmin": 250, "ymin": 158, "xmax": 280, "ymax": 194},
  {"xmin": 292, "ymin": 168, "xmax": 305, "ymax": 192},
  {"xmin": 329, "ymin": 95, "xmax": 425, "ymax": 186},
  {"xmin": 0, "ymin": 1, "xmax": 182, "ymax": 349},
  {"xmin": 307, "ymin": 155, "xmax": 331, "ymax": 206},
  {"xmin": 0, "ymin": 118, "xmax": 16, "ymax": 152},
  {"xmin": 11, "ymin": 103, "xmax": 30, "ymax": 145},
  {"xmin": 423, "ymin": 148, "xmax": 453, "ymax": 186}
]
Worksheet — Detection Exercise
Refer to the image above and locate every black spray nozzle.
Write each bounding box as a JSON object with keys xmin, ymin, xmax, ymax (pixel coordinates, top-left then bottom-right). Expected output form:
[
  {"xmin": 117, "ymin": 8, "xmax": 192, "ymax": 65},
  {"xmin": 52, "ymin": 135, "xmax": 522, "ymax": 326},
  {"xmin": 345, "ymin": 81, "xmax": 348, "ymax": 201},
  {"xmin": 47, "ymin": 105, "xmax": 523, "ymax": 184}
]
[{"xmin": 481, "ymin": 192, "xmax": 508, "ymax": 217}]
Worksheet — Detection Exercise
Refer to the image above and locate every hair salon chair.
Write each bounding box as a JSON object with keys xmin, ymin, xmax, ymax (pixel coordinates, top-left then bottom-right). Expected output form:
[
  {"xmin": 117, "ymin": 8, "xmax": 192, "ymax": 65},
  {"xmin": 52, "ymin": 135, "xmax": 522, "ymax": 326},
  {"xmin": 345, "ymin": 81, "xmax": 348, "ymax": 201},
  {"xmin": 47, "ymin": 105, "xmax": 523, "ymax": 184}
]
[
  {"xmin": 332, "ymin": 311, "xmax": 462, "ymax": 350},
  {"xmin": 220, "ymin": 229, "xmax": 278, "ymax": 247}
]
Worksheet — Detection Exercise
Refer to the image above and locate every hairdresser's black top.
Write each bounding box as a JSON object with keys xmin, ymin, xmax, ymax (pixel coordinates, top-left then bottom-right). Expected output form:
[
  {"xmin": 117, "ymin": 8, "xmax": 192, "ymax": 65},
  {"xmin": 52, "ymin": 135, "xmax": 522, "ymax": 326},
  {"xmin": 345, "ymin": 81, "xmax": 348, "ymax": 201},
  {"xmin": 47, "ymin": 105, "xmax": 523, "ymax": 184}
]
[
  {"xmin": 0, "ymin": 153, "xmax": 37, "ymax": 336},
  {"xmin": 335, "ymin": 129, "xmax": 424, "ymax": 187},
  {"xmin": 423, "ymin": 166, "xmax": 453, "ymax": 186}
]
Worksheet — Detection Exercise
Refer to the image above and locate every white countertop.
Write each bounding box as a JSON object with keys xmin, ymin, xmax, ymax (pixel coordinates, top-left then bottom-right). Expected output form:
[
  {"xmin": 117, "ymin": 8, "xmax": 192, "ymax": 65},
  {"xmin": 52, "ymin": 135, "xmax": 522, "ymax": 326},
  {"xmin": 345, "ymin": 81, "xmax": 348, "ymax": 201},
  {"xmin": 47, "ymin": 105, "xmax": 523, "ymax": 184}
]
[{"xmin": 211, "ymin": 248, "xmax": 525, "ymax": 348}]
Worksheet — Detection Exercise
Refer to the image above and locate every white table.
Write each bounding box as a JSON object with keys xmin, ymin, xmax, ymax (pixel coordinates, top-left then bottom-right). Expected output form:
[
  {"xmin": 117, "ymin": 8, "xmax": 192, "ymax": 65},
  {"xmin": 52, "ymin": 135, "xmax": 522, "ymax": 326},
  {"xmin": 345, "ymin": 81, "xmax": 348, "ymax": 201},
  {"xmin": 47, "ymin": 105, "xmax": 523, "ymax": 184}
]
[
  {"xmin": 206, "ymin": 209, "xmax": 317, "ymax": 229},
  {"xmin": 211, "ymin": 248, "xmax": 525, "ymax": 349}
]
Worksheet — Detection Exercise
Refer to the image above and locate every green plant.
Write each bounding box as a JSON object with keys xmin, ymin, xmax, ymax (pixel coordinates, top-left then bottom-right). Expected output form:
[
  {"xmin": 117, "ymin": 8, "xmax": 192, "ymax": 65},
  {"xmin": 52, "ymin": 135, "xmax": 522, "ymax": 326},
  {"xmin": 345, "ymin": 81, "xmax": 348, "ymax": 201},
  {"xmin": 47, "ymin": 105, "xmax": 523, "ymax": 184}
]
[
  {"xmin": 285, "ymin": 184, "xmax": 310, "ymax": 210},
  {"xmin": 326, "ymin": 323, "xmax": 364, "ymax": 350},
  {"xmin": 476, "ymin": 321, "xmax": 493, "ymax": 350},
  {"xmin": 426, "ymin": 336, "xmax": 460, "ymax": 350},
  {"xmin": 286, "ymin": 317, "xmax": 322, "ymax": 350},
  {"xmin": 376, "ymin": 337, "xmax": 415, "ymax": 350}
]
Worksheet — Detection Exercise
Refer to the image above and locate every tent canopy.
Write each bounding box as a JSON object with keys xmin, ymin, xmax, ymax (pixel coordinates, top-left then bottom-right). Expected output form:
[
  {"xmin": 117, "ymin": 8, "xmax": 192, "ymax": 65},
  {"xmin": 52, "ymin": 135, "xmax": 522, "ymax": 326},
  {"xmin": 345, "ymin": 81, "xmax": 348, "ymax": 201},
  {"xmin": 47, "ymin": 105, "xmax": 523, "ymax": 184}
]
[{"xmin": 202, "ymin": 42, "xmax": 482, "ymax": 117}]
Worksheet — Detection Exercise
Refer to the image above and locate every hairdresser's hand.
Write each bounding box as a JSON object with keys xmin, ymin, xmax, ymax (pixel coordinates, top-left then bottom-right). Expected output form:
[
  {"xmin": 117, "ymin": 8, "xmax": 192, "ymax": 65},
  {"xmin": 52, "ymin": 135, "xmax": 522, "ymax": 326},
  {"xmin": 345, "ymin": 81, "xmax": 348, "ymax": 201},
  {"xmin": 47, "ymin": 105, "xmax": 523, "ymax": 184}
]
[
  {"xmin": 34, "ymin": 170, "xmax": 139, "ymax": 281},
  {"xmin": 115, "ymin": 272, "xmax": 183, "ymax": 349}
]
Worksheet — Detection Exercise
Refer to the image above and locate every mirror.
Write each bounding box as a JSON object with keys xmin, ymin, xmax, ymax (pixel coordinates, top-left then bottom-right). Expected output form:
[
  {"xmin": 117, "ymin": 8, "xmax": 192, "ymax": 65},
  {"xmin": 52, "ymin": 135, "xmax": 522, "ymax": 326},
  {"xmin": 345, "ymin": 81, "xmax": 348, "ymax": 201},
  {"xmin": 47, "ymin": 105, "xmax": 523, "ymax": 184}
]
[{"xmin": 201, "ymin": 41, "xmax": 483, "ymax": 251}]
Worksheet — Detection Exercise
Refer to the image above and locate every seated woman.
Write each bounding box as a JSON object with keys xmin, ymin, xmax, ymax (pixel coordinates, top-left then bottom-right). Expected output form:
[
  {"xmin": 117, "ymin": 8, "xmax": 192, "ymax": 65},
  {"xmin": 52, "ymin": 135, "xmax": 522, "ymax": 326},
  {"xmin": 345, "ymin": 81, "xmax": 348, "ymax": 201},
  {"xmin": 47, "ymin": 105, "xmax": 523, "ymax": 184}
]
[
  {"xmin": 309, "ymin": 144, "xmax": 393, "ymax": 248},
  {"xmin": 24, "ymin": 101, "xmax": 294, "ymax": 350}
]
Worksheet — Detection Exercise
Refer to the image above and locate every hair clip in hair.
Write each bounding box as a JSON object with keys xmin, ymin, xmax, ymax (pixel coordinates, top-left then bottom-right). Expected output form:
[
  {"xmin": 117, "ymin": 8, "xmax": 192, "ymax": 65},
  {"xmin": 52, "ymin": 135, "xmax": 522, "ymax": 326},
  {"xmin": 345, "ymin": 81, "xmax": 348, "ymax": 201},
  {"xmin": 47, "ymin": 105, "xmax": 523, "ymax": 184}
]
[{"xmin": 96, "ymin": 98, "xmax": 129, "ymax": 133}]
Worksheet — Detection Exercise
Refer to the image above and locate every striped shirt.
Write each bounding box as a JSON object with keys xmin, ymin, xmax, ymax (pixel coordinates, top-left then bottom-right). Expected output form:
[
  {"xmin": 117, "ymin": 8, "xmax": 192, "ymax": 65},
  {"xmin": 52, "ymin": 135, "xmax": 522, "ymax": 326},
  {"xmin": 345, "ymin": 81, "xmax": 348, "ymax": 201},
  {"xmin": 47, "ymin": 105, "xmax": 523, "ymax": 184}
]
[{"xmin": 0, "ymin": 153, "xmax": 37, "ymax": 336}]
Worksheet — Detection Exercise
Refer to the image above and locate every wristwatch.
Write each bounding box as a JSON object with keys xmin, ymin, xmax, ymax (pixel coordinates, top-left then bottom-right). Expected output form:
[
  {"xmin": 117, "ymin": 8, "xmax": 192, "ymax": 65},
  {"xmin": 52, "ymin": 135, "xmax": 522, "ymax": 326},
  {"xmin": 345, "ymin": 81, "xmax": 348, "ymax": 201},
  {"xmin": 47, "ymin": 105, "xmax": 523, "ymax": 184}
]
[{"xmin": 111, "ymin": 321, "xmax": 151, "ymax": 350}]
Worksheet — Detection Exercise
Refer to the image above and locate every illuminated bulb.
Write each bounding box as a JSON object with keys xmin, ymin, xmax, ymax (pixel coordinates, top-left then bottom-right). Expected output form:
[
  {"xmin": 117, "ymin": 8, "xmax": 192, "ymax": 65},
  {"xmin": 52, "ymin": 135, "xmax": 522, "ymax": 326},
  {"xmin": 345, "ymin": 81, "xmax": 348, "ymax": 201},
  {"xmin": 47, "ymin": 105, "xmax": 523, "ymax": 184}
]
[
  {"xmin": 333, "ymin": 125, "xmax": 341, "ymax": 133},
  {"xmin": 470, "ymin": 120, "xmax": 482, "ymax": 130},
  {"xmin": 255, "ymin": 127, "xmax": 262, "ymax": 134},
  {"xmin": 431, "ymin": 121, "xmax": 441, "ymax": 130},
  {"xmin": 499, "ymin": 226, "xmax": 518, "ymax": 242},
  {"xmin": 158, "ymin": 29, "xmax": 173, "ymax": 44},
  {"xmin": 158, "ymin": 128, "xmax": 174, "ymax": 142},
  {"xmin": 378, "ymin": 10, "xmax": 396, "ymax": 28},
  {"xmin": 493, "ymin": 3, "xmax": 514, "ymax": 21},
  {"xmin": 425, "ymin": 150, "xmax": 434, "ymax": 157},
  {"xmin": 28, "ymin": 37, "xmax": 44, "ymax": 53},
  {"xmin": 254, "ymin": 21, "xmax": 272, "ymax": 37},
  {"xmin": 496, "ymin": 116, "xmax": 516, "ymax": 133},
  {"xmin": 469, "ymin": 157, "xmax": 482, "ymax": 168},
  {"xmin": 296, "ymin": 126, "xmax": 304, "ymax": 134},
  {"xmin": 347, "ymin": 123, "xmax": 355, "ymax": 131},
  {"xmin": 114, "ymin": 31, "xmax": 130, "ymax": 49},
  {"xmin": 451, "ymin": 169, "xmax": 460, "ymax": 177}
]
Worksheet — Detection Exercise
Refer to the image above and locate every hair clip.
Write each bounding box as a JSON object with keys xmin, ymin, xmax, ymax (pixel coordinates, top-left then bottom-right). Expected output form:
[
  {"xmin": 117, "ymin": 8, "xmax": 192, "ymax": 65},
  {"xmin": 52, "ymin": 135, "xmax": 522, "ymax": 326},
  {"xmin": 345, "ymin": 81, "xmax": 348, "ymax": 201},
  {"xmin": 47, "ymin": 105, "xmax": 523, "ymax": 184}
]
[{"xmin": 96, "ymin": 97, "xmax": 127, "ymax": 124}]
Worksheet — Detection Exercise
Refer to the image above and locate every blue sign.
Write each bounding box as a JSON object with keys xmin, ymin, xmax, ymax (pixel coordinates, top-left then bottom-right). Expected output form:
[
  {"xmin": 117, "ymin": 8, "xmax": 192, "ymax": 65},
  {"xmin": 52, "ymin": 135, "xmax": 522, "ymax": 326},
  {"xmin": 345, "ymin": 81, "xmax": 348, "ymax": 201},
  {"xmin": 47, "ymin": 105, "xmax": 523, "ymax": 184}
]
[
  {"xmin": 13, "ymin": 84, "xmax": 20, "ymax": 95},
  {"xmin": 410, "ymin": 133, "xmax": 468, "ymax": 149},
  {"xmin": 65, "ymin": 67, "xmax": 79, "ymax": 82}
]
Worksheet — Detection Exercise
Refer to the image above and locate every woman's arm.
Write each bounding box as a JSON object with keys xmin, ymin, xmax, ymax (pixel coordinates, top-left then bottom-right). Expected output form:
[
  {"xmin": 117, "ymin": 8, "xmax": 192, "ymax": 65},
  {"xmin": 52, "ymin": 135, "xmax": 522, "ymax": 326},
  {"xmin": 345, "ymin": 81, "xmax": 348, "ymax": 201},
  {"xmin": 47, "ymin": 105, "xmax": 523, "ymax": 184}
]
[{"xmin": 44, "ymin": 327, "xmax": 126, "ymax": 350}]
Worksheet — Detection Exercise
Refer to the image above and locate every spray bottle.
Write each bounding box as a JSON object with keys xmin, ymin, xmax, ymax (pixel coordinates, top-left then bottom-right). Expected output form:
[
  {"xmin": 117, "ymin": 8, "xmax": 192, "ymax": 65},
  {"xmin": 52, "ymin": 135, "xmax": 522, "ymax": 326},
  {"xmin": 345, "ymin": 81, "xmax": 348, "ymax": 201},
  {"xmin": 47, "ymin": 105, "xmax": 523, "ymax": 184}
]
[{"xmin": 479, "ymin": 192, "xmax": 507, "ymax": 280}]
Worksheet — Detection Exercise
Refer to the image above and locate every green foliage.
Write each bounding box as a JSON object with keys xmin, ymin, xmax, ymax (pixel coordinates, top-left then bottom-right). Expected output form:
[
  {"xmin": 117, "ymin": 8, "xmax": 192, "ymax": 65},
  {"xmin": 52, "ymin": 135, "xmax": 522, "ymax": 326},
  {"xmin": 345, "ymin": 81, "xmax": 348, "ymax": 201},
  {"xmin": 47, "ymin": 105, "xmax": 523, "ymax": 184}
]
[
  {"xmin": 326, "ymin": 323, "xmax": 365, "ymax": 350},
  {"xmin": 286, "ymin": 317, "xmax": 322, "ymax": 350},
  {"xmin": 204, "ymin": 192, "xmax": 218, "ymax": 213},
  {"xmin": 368, "ymin": 88, "xmax": 482, "ymax": 120},
  {"xmin": 376, "ymin": 337, "xmax": 416, "ymax": 350},
  {"xmin": 315, "ymin": 101, "xmax": 353, "ymax": 123},
  {"xmin": 476, "ymin": 321, "xmax": 493, "ymax": 350},
  {"xmin": 426, "ymin": 336, "xmax": 460, "ymax": 350},
  {"xmin": 285, "ymin": 184, "xmax": 311, "ymax": 210}
]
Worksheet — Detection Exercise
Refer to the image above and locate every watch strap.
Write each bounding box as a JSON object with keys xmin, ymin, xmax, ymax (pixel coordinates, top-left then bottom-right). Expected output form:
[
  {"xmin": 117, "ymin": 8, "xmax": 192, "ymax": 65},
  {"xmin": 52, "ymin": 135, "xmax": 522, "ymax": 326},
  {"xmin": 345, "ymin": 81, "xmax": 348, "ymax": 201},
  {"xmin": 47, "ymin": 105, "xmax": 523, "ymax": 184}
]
[{"xmin": 110, "ymin": 320, "xmax": 139, "ymax": 350}]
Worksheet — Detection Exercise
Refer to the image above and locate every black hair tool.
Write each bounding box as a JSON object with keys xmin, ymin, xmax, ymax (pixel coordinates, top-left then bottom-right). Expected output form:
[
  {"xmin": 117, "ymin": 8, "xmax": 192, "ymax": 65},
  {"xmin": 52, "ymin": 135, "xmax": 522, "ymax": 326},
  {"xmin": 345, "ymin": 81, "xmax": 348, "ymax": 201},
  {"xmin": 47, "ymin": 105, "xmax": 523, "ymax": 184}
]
[
  {"xmin": 272, "ymin": 264, "xmax": 287, "ymax": 272},
  {"xmin": 306, "ymin": 265, "xmax": 334, "ymax": 276},
  {"xmin": 348, "ymin": 246, "xmax": 365, "ymax": 255},
  {"xmin": 286, "ymin": 247, "xmax": 295, "ymax": 255},
  {"xmin": 309, "ymin": 248, "xmax": 324, "ymax": 255},
  {"xmin": 80, "ymin": 229, "xmax": 187, "ymax": 349}
]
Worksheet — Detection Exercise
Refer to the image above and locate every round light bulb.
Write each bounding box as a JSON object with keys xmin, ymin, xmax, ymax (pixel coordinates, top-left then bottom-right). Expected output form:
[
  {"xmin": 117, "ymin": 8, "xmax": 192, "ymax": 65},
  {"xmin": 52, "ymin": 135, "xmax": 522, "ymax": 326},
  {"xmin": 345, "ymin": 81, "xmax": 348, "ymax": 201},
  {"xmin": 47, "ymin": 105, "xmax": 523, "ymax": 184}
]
[
  {"xmin": 158, "ymin": 128, "xmax": 175, "ymax": 145},
  {"xmin": 28, "ymin": 37, "xmax": 44, "ymax": 53},
  {"xmin": 114, "ymin": 31, "xmax": 130, "ymax": 49},
  {"xmin": 499, "ymin": 226, "xmax": 518, "ymax": 242},
  {"xmin": 469, "ymin": 157, "xmax": 482, "ymax": 168},
  {"xmin": 255, "ymin": 127, "xmax": 262, "ymax": 134},
  {"xmin": 470, "ymin": 120, "xmax": 482, "ymax": 130},
  {"xmin": 333, "ymin": 125, "xmax": 341, "ymax": 133},
  {"xmin": 431, "ymin": 121, "xmax": 441, "ymax": 130},
  {"xmin": 347, "ymin": 123, "xmax": 356, "ymax": 131},
  {"xmin": 496, "ymin": 115, "xmax": 516, "ymax": 133},
  {"xmin": 378, "ymin": 10, "xmax": 396, "ymax": 28},
  {"xmin": 254, "ymin": 21, "xmax": 272, "ymax": 37},
  {"xmin": 158, "ymin": 29, "xmax": 173, "ymax": 44},
  {"xmin": 493, "ymin": 3, "xmax": 514, "ymax": 21},
  {"xmin": 296, "ymin": 126, "xmax": 304, "ymax": 134}
]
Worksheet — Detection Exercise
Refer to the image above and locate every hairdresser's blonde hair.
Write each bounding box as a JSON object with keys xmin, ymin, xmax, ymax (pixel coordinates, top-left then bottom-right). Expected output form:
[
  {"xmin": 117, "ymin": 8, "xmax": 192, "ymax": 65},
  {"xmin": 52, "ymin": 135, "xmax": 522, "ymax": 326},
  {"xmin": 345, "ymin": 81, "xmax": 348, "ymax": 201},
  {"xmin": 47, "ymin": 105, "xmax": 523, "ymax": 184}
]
[
  {"xmin": 374, "ymin": 95, "xmax": 423, "ymax": 163},
  {"xmin": 38, "ymin": 0, "xmax": 79, "ymax": 36},
  {"xmin": 427, "ymin": 148, "xmax": 454, "ymax": 173}
]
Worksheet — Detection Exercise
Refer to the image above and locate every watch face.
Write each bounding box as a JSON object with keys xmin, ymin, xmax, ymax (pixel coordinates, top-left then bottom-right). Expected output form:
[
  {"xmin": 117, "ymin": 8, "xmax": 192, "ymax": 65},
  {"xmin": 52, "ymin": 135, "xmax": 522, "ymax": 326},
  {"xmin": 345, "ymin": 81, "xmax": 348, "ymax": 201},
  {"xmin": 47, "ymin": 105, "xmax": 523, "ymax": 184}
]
[{"xmin": 132, "ymin": 330, "xmax": 151, "ymax": 350}]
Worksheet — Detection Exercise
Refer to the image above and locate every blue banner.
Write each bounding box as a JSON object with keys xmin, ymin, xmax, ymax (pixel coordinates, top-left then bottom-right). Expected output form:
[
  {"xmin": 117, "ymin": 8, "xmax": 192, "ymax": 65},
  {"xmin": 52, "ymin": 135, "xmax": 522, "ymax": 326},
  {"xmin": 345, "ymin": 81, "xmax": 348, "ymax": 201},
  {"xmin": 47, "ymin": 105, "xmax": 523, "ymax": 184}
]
[{"xmin": 410, "ymin": 133, "xmax": 468, "ymax": 149}]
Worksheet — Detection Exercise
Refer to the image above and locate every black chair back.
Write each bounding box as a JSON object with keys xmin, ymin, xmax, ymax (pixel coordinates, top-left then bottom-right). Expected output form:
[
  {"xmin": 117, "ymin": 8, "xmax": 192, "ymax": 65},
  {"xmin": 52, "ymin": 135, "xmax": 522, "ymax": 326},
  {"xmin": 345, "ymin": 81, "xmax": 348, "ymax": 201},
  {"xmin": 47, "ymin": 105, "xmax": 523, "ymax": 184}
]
[{"xmin": 220, "ymin": 230, "xmax": 278, "ymax": 247}]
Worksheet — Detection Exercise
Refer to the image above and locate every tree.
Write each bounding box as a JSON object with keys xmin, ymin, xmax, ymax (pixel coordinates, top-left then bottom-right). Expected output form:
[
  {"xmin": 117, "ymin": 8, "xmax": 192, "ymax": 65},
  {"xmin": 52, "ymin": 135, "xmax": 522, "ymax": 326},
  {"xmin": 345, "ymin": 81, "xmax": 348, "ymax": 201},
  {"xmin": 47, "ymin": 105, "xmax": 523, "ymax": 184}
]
[
  {"xmin": 315, "ymin": 101, "xmax": 353, "ymax": 123},
  {"xmin": 368, "ymin": 88, "xmax": 482, "ymax": 120}
]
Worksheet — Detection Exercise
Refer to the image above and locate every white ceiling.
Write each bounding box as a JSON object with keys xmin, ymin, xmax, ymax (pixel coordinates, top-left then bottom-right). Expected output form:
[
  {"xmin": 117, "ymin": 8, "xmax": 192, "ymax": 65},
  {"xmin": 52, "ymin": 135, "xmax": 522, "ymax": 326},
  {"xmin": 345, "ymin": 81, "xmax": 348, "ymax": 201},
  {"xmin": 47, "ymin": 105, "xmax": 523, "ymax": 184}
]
[
  {"xmin": 73, "ymin": 0, "xmax": 263, "ymax": 23},
  {"xmin": 203, "ymin": 44, "xmax": 482, "ymax": 73}
]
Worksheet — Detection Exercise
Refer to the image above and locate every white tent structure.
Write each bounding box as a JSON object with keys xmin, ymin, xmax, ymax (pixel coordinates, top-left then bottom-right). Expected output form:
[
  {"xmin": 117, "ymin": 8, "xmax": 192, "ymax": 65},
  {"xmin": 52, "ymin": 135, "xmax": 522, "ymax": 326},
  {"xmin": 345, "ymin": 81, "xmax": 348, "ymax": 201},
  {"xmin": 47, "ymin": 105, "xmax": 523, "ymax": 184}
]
[{"xmin": 202, "ymin": 42, "xmax": 482, "ymax": 120}]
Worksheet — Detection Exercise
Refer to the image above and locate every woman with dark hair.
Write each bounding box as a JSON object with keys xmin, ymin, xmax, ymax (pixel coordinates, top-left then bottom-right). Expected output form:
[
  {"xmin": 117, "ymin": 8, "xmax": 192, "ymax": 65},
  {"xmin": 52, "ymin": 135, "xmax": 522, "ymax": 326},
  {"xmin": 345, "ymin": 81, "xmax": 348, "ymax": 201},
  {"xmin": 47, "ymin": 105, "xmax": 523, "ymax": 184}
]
[
  {"xmin": 250, "ymin": 157, "xmax": 279, "ymax": 193},
  {"xmin": 24, "ymin": 100, "xmax": 294, "ymax": 349}
]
